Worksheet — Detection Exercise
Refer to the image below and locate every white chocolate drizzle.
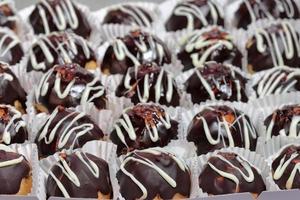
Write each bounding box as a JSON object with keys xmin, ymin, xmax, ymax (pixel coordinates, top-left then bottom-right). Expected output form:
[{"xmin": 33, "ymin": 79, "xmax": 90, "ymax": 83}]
[
  {"xmin": 115, "ymin": 5, "xmax": 152, "ymax": 27},
  {"xmin": 0, "ymin": 30, "xmax": 21, "ymax": 58},
  {"xmin": 0, "ymin": 144, "xmax": 24, "ymax": 168}
]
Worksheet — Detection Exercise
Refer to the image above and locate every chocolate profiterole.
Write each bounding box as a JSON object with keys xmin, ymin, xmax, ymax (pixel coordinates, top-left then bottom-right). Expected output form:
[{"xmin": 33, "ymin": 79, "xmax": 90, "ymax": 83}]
[
  {"xmin": 264, "ymin": 105, "xmax": 300, "ymax": 141},
  {"xmin": 103, "ymin": 4, "xmax": 153, "ymax": 27},
  {"xmin": 101, "ymin": 30, "xmax": 171, "ymax": 75},
  {"xmin": 0, "ymin": 105, "xmax": 28, "ymax": 145},
  {"xmin": 46, "ymin": 151, "xmax": 113, "ymax": 199},
  {"xmin": 27, "ymin": 32, "xmax": 97, "ymax": 73},
  {"xmin": 116, "ymin": 62, "xmax": 180, "ymax": 106},
  {"xmin": 165, "ymin": 0, "xmax": 224, "ymax": 32},
  {"xmin": 246, "ymin": 21, "xmax": 300, "ymax": 73},
  {"xmin": 187, "ymin": 105, "xmax": 258, "ymax": 155},
  {"xmin": 35, "ymin": 106, "xmax": 105, "ymax": 157},
  {"xmin": 34, "ymin": 63, "xmax": 106, "ymax": 113},
  {"xmin": 29, "ymin": 0, "xmax": 91, "ymax": 38},
  {"xmin": 252, "ymin": 66, "xmax": 300, "ymax": 98},
  {"xmin": 0, "ymin": 145, "xmax": 32, "ymax": 195},
  {"xmin": 110, "ymin": 103, "xmax": 178, "ymax": 156},
  {"xmin": 271, "ymin": 145, "xmax": 300, "ymax": 190},
  {"xmin": 230, "ymin": 0, "xmax": 300, "ymax": 29},
  {"xmin": 199, "ymin": 152, "xmax": 266, "ymax": 198},
  {"xmin": 0, "ymin": 62, "xmax": 26, "ymax": 113},
  {"xmin": 117, "ymin": 148, "xmax": 191, "ymax": 200},
  {"xmin": 177, "ymin": 27, "xmax": 243, "ymax": 71},
  {"xmin": 0, "ymin": 0, "xmax": 18, "ymax": 32},
  {"xmin": 185, "ymin": 62, "xmax": 248, "ymax": 104}
]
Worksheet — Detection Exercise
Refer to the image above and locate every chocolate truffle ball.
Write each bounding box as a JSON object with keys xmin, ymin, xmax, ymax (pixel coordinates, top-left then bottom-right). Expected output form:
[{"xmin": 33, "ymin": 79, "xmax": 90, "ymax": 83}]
[
  {"xmin": 29, "ymin": 0, "xmax": 91, "ymax": 38},
  {"xmin": 185, "ymin": 62, "xmax": 248, "ymax": 104},
  {"xmin": 246, "ymin": 21, "xmax": 300, "ymax": 73},
  {"xmin": 27, "ymin": 32, "xmax": 97, "ymax": 73},
  {"xmin": 116, "ymin": 62, "xmax": 180, "ymax": 106},
  {"xmin": 46, "ymin": 151, "xmax": 113, "ymax": 199},
  {"xmin": 253, "ymin": 66, "xmax": 300, "ymax": 98},
  {"xmin": 199, "ymin": 152, "xmax": 266, "ymax": 198},
  {"xmin": 230, "ymin": 0, "xmax": 300, "ymax": 29},
  {"xmin": 117, "ymin": 148, "xmax": 191, "ymax": 200},
  {"xmin": 35, "ymin": 106, "xmax": 105, "ymax": 157},
  {"xmin": 187, "ymin": 105, "xmax": 258, "ymax": 155},
  {"xmin": 103, "ymin": 4, "xmax": 153, "ymax": 27},
  {"xmin": 272, "ymin": 145, "xmax": 300, "ymax": 190},
  {"xmin": 177, "ymin": 27, "xmax": 243, "ymax": 71},
  {"xmin": 0, "ymin": 1, "xmax": 18, "ymax": 32},
  {"xmin": 110, "ymin": 103, "xmax": 179, "ymax": 156},
  {"xmin": 0, "ymin": 145, "xmax": 32, "ymax": 195},
  {"xmin": 101, "ymin": 30, "xmax": 171, "ymax": 75},
  {"xmin": 165, "ymin": 0, "xmax": 224, "ymax": 32}
]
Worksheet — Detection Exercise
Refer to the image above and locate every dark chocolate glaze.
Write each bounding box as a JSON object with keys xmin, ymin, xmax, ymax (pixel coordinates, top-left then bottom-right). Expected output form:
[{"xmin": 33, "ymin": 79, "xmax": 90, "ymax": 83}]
[
  {"xmin": 0, "ymin": 105, "xmax": 28, "ymax": 145},
  {"xmin": 35, "ymin": 63, "xmax": 107, "ymax": 113},
  {"xmin": 187, "ymin": 105, "xmax": 258, "ymax": 155},
  {"xmin": 165, "ymin": 0, "xmax": 224, "ymax": 32},
  {"xmin": 177, "ymin": 27, "xmax": 243, "ymax": 71},
  {"xmin": 272, "ymin": 145, "xmax": 300, "ymax": 190},
  {"xmin": 185, "ymin": 62, "xmax": 248, "ymax": 104},
  {"xmin": 0, "ymin": 148, "xmax": 31, "ymax": 194},
  {"xmin": 103, "ymin": 5, "xmax": 153, "ymax": 27},
  {"xmin": 116, "ymin": 62, "xmax": 180, "ymax": 106},
  {"xmin": 29, "ymin": 0, "xmax": 91, "ymax": 38},
  {"xmin": 27, "ymin": 32, "xmax": 97, "ymax": 73},
  {"xmin": 110, "ymin": 104, "xmax": 179, "ymax": 156},
  {"xmin": 101, "ymin": 30, "xmax": 171, "ymax": 75},
  {"xmin": 0, "ymin": 2, "xmax": 17, "ymax": 32},
  {"xmin": 199, "ymin": 152, "xmax": 266, "ymax": 195},
  {"xmin": 232, "ymin": 0, "xmax": 300, "ymax": 29},
  {"xmin": 46, "ymin": 152, "xmax": 113, "ymax": 199},
  {"xmin": 35, "ymin": 106, "xmax": 104, "ymax": 157},
  {"xmin": 246, "ymin": 22, "xmax": 300, "ymax": 73},
  {"xmin": 117, "ymin": 148, "xmax": 191, "ymax": 200}
]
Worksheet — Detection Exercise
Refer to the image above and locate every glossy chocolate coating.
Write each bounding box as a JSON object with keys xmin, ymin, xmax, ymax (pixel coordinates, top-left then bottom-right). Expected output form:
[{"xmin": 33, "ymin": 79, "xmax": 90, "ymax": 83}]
[
  {"xmin": 187, "ymin": 105, "xmax": 258, "ymax": 155},
  {"xmin": 165, "ymin": 0, "xmax": 224, "ymax": 32},
  {"xmin": 199, "ymin": 152, "xmax": 266, "ymax": 195},
  {"xmin": 246, "ymin": 22, "xmax": 300, "ymax": 73},
  {"xmin": 117, "ymin": 148, "xmax": 191, "ymax": 200},
  {"xmin": 29, "ymin": 0, "xmax": 91, "ymax": 38},
  {"xmin": 116, "ymin": 62, "xmax": 180, "ymax": 106},
  {"xmin": 232, "ymin": 0, "xmax": 300, "ymax": 29},
  {"xmin": 35, "ymin": 106, "xmax": 104, "ymax": 157},
  {"xmin": 101, "ymin": 30, "xmax": 171, "ymax": 75},
  {"xmin": 272, "ymin": 145, "xmax": 300, "ymax": 190},
  {"xmin": 47, "ymin": 152, "xmax": 113, "ymax": 198},
  {"xmin": 0, "ymin": 2, "xmax": 17, "ymax": 32},
  {"xmin": 27, "ymin": 32, "xmax": 97, "ymax": 72},
  {"xmin": 110, "ymin": 104, "xmax": 179, "ymax": 156},
  {"xmin": 0, "ymin": 148, "xmax": 31, "ymax": 194},
  {"xmin": 185, "ymin": 62, "xmax": 248, "ymax": 103},
  {"xmin": 35, "ymin": 63, "xmax": 106, "ymax": 113},
  {"xmin": 177, "ymin": 28, "xmax": 243, "ymax": 71},
  {"xmin": 103, "ymin": 5, "xmax": 153, "ymax": 27}
]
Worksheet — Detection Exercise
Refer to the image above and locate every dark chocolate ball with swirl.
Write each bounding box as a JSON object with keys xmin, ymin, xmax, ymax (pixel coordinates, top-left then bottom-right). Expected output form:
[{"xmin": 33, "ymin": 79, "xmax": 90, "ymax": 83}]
[
  {"xmin": 27, "ymin": 32, "xmax": 97, "ymax": 73},
  {"xmin": 185, "ymin": 62, "xmax": 248, "ymax": 104},
  {"xmin": 246, "ymin": 21, "xmax": 300, "ymax": 74},
  {"xmin": 35, "ymin": 106, "xmax": 105, "ymax": 157},
  {"xmin": 230, "ymin": 0, "xmax": 300, "ymax": 29},
  {"xmin": 110, "ymin": 103, "xmax": 179, "ymax": 156},
  {"xmin": 271, "ymin": 145, "xmax": 300, "ymax": 190},
  {"xmin": 103, "ymin": 4, "xmax": 153, "ymax": 27},
  {"xmin": 116, "ymin": 62, "xmax": 180, "ymax": 106},
  {"xmin": 199, "ymin": 152, "xmax": 266, "ymax": 198},
  {"xmin": 0, "ymin": 62, "xmax": 26, "ymax": 113},
  {"xmin": 29, "ymin": 0, "xmax": 91, "ymax": 38},
  {"xmin": 0, "ymin": 1, "xmax": 18, "ymax": 32},
  {"xmin": 177, "ymin": 27, "xmax": 243, "ymax": 71},
  {"xmin": 101, "ymin": 30, "xmax": 171, "ymax": 75},
  {"xmin": 165, "ymin": 0, "xmax": 224, "ymax": 32},
  {"xmin": 34, "ymin": 63, "xmax": 106, "ymax": 113},
  {"xmin": 0, "ymin": 145, "xmax": 32, "ymax": 195},
  {"xmin": 187, "ymin": 105, "xmax": 258, "ymax": 155},
  {"xmin": 117, "ymin": 148, "xmax": 191, "ymax": 199}
]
